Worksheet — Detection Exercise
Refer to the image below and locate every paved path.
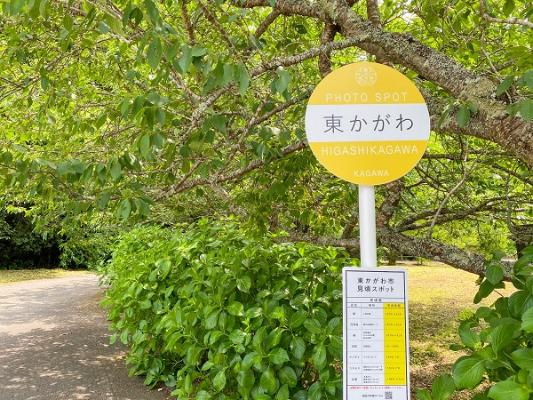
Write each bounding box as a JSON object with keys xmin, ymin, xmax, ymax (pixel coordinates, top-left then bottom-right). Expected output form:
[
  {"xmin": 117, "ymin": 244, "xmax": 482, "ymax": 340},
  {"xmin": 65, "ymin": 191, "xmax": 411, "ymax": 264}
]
[{"xmin": 0, "ymin": 275, "xmax": 170, "ymax": 400}]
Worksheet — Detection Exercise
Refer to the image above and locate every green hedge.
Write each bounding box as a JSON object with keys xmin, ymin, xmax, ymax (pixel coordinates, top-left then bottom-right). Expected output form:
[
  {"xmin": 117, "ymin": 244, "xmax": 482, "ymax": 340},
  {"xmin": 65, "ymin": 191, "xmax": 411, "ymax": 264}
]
[{"xmin": 102, "ymin": 220, "xmax": 355, "ymax": 399}]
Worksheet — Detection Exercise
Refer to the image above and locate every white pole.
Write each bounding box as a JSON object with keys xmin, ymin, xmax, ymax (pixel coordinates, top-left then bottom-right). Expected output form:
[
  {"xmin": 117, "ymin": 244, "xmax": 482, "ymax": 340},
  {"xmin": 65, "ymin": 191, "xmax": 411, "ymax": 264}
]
[{"xmin": 358, "ymin": 185, "xmax": 377, "ymax": 269}]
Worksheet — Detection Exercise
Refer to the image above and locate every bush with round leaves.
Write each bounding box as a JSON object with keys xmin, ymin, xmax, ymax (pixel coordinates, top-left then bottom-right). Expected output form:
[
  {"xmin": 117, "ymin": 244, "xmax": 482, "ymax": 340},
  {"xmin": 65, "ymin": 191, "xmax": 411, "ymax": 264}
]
[
  {"xmin": 102, "ymin": 219, "xmax": 355, "ymax": 399},
  {"xmin": 417, "ymin": 247, "xmax": 533, "ymax": 400}
]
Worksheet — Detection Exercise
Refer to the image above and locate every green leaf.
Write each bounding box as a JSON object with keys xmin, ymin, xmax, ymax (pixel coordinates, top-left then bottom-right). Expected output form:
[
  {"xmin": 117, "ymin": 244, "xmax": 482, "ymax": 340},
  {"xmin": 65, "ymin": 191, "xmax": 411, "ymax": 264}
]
[
  {"xmin": 237, "ymin": 276, "xmax": 251, "ymax": 292},
  {"xmin": 237, "ymin": 64, "xmax": 250, "ymax": 95},
  {"xmin": 213, "ymin": 369, "xmax": 226, "ymax": 392},
  {"xmin": 177, "ymin": 45, "xmax": 192, "ymax": 72},
  {"xmin": 289, "ymin": 310, "xmax": 307, "ymax": 329},
  {"xmin": 109, "ymin": 333, "xmax": 117, "ymax": 345},
  {"xmin": 432, "ymin": 374, "xmax": 455, "ymax": 400},
  {"xmin": 307, "ymin": 381, "xmax": 321, "ymax": 400},
  {"xmin": 97, "ymin": 191, "xmax": 111, "ymax": 210},
  {"xmin": 117, "ymin": 199, "xmax": 132, "ymax": 220},
  {"xmin": 312, "ymin": 343, "xmax": 327, "ymax": 370},
  {"xmin": 509, "ymin": 291, "xmax": 533, "ymax": 317},
  {"xmin": 456, "ymin": 104, "xmax": 471, "ymax": 128},
  {"xmin": 245, "ymin": 307, "xmax": 262, "ymax": 318},
  {"xmin": 275, "ymin": 384, "xmax": 289, "ymax": 400},
  {"xmin": 237, "ymin": 369, "xmax": 255, "ymax": 398},
  {"xmin": 269, "ymin": 348, "xmax": 290, "ymax": 365},
  {"xmin": 97, "ymin": 21, "xmax": 110, "ymax": 34},
  {"xmin": 259, "ymin": 368, "xmax": 277, "ymax": 394},
  {"xmin": 222, "ymin": 64, "xmax": 235, "ymax": 85},
  {"xmin": 242, "ymin": 352, "xmax": 260, "ymax": 370},
  {"xmin": 104, "ymin": 13, "xmax": 122, "ymax": 34},
  {"xmin": 303, "ymin": 318, "xmax": 322, "ymax": 334},
  {"xmin": 196, "ymin": 391, "xmax": 211, "ymax": 400},
  {"xmin": 290, "ymin": 336, "xmax": 306, "ymax": 360},
  {"xmin": 489, "ymin": 323, "xmax": 518, "ymax": 353},
  {"xmin": 459, "ymin": 322, "xmax": 479, "ymax": 349},
  {"xmin": 502, "ymin": 0, "xmax": 515, "ymax": 16},
  {"xmin": 278, "ymin": 366, "xmax": 297, "ymax": 387},
  {"xmin": 201, "ymin": 361, "xmax": 214, "ymax": 371},
  {"xmin": 474, "ymin": 280, "xmax": 495, "ymax": 304},
  {"xmin": 488, "ymin": 380, "xmax": 528, "ymax": 400},
  {"xmin": 517, "ymin": 99, "xmax": 533, "ymax": 121},
  {"xmin": 227, "ymin": 301, "xmax": 244, "ymax": 316},
  {"xmin": 452, "ymin": 357, "xmax": 486, "ymax": 389},
  {"xmin": 191, "ymin": 46, "xmax": 207, "ymax": 57},
  {"xmin": 519, "ymin": 70, "xmax": 533, "ymax": 90},
  {"xmin": 526, "ymin": 276, "xmax": 533, "ymax": 294},
  {"xmin": 511, "ymin": 348, "xmax": 533, "ymax": 369},
  {"xmin": 521, "ymin": 307, "xmax": 533, "ymax": 332},
  {"xmin": 253, "ymin": 326, "xmax": 268, "ymax": 351},
  {"xmin": 274, "ymin": 70, "xmax": 291, "ymax": 94},
  {"xmin": 120, "ymin": 329, "xmax": 129, "ymax": 344},
  {"xmin": 205, "ymin": 310, "xmax": 219, "ymax": 329},
  {"xmin": 110, "ymin": 159, "xmax": 122, "ymax": 181},
  {"xmin": 266, "ymin": 327, "xmax": 283, "ymax": 349},
  {"xmin": 146, "ymin": 36, "xmax": 162, "ymax": 70},
  {"xmin": 139, "ymin": 134, "xmax": 151, "ymax": 159},
  {"xmin": 156, "ymin": 259, "xmax": 171, "ymax": 278},
  {"xmin": 135, "ymin": 198, "xmax": 151, "ymax": 217},
  {"xmin": 416, "ymin": 389, "xmax": 432, "ymax": 400},
  {"xmin": 495, "ymin": 76, "xmax": 514, "ymax": 96},
  {"xmin": 144, "ymin": 0, "xmax": 160, "ymax": 25},
  {"xmin": 486, "ymin": 264, "xmax": 504, "ymax": 285},
  {"xmin": 139, "ymin": 299, "xmax": 151, "ymax": 309}
]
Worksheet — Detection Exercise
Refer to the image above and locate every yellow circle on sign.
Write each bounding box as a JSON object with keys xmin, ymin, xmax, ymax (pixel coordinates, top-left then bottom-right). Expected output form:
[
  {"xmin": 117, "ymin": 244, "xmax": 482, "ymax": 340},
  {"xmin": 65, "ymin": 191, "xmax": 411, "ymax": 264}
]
[{"xmin": 305, "ymin": 62, "xmax": 430, "ymax": 185}]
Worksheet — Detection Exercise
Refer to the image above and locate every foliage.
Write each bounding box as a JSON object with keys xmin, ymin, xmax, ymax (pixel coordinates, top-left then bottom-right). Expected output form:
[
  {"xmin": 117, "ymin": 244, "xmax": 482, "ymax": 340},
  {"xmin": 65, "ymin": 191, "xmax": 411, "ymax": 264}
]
[
  {"xmin": 58, "ymin": 230, "xmax": 114, "ymax": 269},
  {"xmin": 0, "ymin": 0, "xmax": 531, "ymax": 276},
  {"xmin": 0, "ymin": 205, "xmax": 60, "ymax": 268},
  {"xmin": 102, "ymin": 220, "xmax": 355, "ymax": 399},
  {"xmin": 0, "ymin": 203, "xmax": 113, "ymax": 269},
  {"xmin": 417, "ymin": 247, "xmax": 533, "ymax": 400}
]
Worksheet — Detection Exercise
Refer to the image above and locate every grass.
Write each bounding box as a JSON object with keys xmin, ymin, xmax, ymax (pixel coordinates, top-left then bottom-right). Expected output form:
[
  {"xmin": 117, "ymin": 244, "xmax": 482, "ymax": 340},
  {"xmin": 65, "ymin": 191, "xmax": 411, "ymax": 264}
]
[
  {"xmin": 0, "ymin": 268, "xmax": 92, "ymax": 284},
  {"xmin": 401, "ymin": 261, "xmax": 516, "ymax": 399}
]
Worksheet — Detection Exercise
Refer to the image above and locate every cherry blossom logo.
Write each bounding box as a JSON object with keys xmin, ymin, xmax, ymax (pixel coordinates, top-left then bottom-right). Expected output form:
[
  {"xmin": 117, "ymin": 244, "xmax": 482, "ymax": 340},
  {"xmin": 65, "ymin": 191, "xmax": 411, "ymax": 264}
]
[{"xmin": 355, "ymin": 65, "xmax": 377, "ymax": 86}]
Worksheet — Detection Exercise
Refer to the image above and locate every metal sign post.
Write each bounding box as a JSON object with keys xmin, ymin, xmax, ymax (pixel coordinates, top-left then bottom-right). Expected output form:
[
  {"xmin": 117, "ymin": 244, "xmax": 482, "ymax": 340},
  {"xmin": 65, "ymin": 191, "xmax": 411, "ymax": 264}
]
[
  {"xmin": 358, "ymin": 185, "xmax": 377, "ymax": 269},
  {"xmin": 305, "ymin": 61, "xmax": 430, "ymax": 400}
]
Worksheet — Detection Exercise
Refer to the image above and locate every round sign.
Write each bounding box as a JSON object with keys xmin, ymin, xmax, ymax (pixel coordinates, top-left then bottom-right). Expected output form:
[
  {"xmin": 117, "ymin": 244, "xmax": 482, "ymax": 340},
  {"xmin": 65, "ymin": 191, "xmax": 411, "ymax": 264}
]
[{"xmin": 305, "ymin": 62, "xmax": 430, "ymax": 185}]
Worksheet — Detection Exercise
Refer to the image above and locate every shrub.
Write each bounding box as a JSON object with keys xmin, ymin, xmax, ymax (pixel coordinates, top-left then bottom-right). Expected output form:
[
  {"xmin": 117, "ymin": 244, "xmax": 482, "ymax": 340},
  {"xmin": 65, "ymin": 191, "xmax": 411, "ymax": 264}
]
[
  {"xmin": 0, "ymin": 207, "xmax": 60, "ymax": 268},
  {"xmin": 102, "ymin": 219, "xmax": 355, "ymax": 399},
  {"xmin": 417, "ymin": 247, "xmax": 533, "ymax": 400},
  {"xmin": 59, "ymin": 231, "xmax": 114, "ymax": 269},
  {"xmin": 0, "ymin": 204, "xmax": 113, "ymax": 270}
]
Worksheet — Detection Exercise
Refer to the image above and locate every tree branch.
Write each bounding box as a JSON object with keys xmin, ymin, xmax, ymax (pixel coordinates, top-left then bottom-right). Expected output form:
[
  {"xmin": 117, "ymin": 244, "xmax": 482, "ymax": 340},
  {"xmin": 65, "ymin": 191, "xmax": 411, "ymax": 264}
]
[
  {"xmin": 235, "ymin": 0, "xmax": 533, "ymax": 166},
  {"xmin": 479, "ymin": 0, "xmax": 533, "ymax": 29},
  {"xmin": 255, "ymin": 10, "xmax": 281, "ymax": 38},
  {"xmin": 276, "ymin": 228, "xmax": 508, "ymax": 278},
  {"xmin": 180, "ymin": 0, "xmax": 196, "ymax": 44},
  {"xmin": 376, "ymin": 180, "xmax": 403, "ymax": 228},
  {"xmin": 162, "ymin": 141, "xmax": 307, "ymax": 197}
]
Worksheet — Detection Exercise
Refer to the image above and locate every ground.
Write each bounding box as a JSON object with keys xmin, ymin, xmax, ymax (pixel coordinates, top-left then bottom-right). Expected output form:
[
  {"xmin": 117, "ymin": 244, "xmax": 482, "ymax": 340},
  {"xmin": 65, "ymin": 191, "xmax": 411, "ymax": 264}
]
[
  {"xmin": 0, "ymin": 273, "xmax": 170, "ymax": 400},
  {"xmin": 0, "ymin": 268, "xmax": 92, "ymax": 284},
  {"xmin": 0, "ymin": 263, "xmax": 515, "ymax": 400}
]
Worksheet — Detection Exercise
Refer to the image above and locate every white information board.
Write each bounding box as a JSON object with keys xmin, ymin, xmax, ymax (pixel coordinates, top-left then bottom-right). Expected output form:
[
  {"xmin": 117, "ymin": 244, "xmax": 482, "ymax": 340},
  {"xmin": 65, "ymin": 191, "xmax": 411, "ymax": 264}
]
[{"xmin": 343, "ymin": 268, "xmax": 410, "ymax": 400}]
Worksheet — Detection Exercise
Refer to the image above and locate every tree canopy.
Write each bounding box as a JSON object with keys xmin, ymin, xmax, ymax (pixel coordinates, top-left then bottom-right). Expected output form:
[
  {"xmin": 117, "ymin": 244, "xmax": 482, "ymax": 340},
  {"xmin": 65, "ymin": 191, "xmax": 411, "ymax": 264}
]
[{"xmin": 0, "ymin": 0, "xmax": 531, "ymax": 274}]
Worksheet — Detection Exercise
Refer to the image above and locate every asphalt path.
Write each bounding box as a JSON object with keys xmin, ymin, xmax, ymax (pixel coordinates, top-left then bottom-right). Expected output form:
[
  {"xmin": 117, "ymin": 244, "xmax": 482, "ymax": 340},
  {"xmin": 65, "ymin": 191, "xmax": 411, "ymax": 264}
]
[{"xmin": 0, "ymin": 274, "xmax": 170, "ymax": 400}]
